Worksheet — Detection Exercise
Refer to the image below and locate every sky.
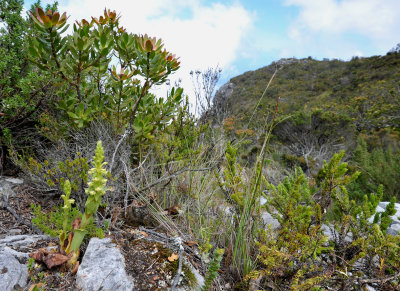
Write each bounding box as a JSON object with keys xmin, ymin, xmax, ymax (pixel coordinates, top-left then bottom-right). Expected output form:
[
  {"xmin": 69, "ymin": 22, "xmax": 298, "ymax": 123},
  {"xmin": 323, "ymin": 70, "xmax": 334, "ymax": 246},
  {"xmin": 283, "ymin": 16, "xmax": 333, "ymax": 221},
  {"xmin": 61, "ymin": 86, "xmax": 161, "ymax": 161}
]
[{"xmin": 23, "ymin": 0, "xmax": 400, "ymax": 104}]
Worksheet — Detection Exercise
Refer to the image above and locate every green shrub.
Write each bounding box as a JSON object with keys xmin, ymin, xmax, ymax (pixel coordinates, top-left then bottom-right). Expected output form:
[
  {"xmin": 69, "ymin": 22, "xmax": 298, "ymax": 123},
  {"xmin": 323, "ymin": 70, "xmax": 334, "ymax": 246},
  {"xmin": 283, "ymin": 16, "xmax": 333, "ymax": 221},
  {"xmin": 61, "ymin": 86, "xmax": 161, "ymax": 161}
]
[
  {"xmin": 254, "ymin": 152, "xmax": 400, "ymax": 290},
  {"xmin": 352, "ymin": 137, "xmax": 400, "ymax": 199},
  {"xmin": 31, "ymin": 203, "xmax": 106, "ymax": 239},
  {"xmin": 27, "ymin": 6, "xmax": 182, "ymax": 141}
]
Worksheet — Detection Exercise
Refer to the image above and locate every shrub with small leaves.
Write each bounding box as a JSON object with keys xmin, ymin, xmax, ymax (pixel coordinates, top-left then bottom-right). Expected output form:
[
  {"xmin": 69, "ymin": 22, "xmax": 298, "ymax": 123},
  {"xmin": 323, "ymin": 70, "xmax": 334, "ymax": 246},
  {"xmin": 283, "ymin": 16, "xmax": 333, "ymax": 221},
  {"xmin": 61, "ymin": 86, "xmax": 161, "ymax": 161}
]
[
  {"xmin": 256, "ymin": 152, "xmax": 400, "ymax": 290},
  {"xmin": 201, "ymin": 248, "xmax": 224, "ymax": 291}
]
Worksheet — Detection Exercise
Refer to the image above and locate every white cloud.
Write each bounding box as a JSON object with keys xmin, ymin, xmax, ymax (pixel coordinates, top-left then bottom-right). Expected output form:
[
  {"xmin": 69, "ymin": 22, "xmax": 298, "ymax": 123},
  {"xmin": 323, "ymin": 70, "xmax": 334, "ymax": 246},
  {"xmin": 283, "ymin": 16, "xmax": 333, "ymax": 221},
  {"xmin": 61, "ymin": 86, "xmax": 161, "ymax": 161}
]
[
  {"xmin": 48, "ymin": 0, "xmax": 253, "ymax": 104},
  {"xmin": 284, "ymin": 0, "xmax": 400, "ymax": 57}
]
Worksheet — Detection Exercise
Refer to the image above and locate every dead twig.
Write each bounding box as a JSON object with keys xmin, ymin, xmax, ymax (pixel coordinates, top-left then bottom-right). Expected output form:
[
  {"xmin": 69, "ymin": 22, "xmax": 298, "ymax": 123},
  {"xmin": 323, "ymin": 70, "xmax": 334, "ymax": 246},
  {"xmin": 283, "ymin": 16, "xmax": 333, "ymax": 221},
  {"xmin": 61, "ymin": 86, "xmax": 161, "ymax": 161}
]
[
  {"xmin": 0, "ymin": 193, "xmax": 25, "ymax": 225},
  {"xmin": 170, "ymin": 237, "xmax": 184, "ymax": 291},
  {"xmin": 109, "ymin": 129, "xmax": 130, "ymax": 173}
]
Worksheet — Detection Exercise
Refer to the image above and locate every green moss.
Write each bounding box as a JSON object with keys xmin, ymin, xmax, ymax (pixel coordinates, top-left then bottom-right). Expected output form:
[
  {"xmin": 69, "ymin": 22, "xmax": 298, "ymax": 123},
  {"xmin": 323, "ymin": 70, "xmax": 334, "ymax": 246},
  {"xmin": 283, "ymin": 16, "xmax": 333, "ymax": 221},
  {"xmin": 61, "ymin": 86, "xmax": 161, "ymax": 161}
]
[
  {"xmin": 169, "ymin": 259, "xmax": 197, "ymax": 288},
  {"xmin": 156, "ymin": 244, "xmax": 197, "ymax": 288}
]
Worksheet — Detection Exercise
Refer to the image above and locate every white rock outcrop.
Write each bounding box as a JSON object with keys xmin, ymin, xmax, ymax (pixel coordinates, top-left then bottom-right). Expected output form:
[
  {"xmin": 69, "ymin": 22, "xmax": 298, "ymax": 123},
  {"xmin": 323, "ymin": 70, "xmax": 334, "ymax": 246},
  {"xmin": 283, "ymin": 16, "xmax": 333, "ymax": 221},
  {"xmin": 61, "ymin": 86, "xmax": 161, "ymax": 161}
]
[{"xmin": 76, "ymin": 237, "xmax": 134, "ymax": 291}]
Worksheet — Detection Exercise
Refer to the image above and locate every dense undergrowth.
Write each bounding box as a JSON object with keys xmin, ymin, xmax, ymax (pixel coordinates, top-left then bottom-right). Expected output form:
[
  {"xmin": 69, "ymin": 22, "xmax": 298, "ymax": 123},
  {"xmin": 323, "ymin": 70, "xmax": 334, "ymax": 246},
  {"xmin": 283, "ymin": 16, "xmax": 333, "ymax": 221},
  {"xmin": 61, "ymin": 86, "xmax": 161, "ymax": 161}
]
[{"xmin": 1, "ymin": 1, "xmax": 400, "ymax": 290}]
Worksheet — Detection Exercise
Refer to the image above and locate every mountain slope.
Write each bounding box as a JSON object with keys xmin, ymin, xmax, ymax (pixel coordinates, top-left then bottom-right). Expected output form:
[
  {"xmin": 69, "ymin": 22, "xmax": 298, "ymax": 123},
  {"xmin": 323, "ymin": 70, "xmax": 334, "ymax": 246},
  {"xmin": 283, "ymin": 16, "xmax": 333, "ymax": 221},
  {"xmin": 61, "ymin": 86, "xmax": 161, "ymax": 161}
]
[{"xmin": 214, "ymin": 53, "xmax": 400, "ymax": 133}]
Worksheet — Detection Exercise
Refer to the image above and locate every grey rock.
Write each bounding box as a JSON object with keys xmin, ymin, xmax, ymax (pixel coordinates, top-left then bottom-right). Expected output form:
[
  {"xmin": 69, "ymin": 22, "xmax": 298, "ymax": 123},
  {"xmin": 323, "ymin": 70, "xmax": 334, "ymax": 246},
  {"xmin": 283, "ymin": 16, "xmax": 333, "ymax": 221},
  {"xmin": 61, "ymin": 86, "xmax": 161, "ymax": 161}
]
[
  {"xmin": 0, "ymin": 250, "xmax": 28, "ymax": 291},
  {"xmin": 174, "ymin": 263, "xmax": 204, "ymax": 291},
  {"xmin": 373, "ymin": 206, "xmax": 385, "ymax": 214},
  {"xmin": 274, "ymin": 58, "xmax": 300, "ymax": 66},
  {"xmin": 0, "ymin": 181, "xmax": 14, "ymax": 201},
  {"xmin": 365, "ymin": 284, "xmax": 377, "ymax": 291},
  {"xmin": 0, "ymin": 234, "xmax": 56, "ymax": 291},
  {"xmin": 1, "ymin": 246, "xmax": 29, "ymax": 262},
  {"xmin": 214, "ymin": 82, "xmax": 235, "ymax": 104},
  {"xmin": 261, "ymin": 211, "xmax": 280, "ymax": 230},
  {"xmin": 0, "ymin": 235, "xmax": 51, "ymax": 252},
  {"xmin": 8, "ymin": 229, "xmax": 22, "ymax": 235},
  {"xmin": 4, "ymin": 177, "xmax": 24, "ymax": 184},
  {"xmin": 76, "ymin": 238, "xmax": 134, "ymax": 291},
  {"xmin": 0, "ymin": 176, "xmax": 23, "ymax": 198},
  {"xmin": 387, "ymin": 223, "xmax": 400, "ymax": 236},
  {"xmin": 190, "ymin": 263, "xmax": 204, "ymax": 291}
]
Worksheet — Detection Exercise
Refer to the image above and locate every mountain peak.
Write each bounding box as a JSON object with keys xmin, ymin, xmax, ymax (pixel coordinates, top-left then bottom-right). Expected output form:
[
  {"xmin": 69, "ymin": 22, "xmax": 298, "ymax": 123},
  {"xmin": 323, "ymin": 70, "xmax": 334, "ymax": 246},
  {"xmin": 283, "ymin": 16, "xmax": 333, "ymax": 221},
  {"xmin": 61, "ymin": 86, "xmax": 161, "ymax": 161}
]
[{"xmin": 388, "ymin": 43, "xmax": 400, "ymax": 53}]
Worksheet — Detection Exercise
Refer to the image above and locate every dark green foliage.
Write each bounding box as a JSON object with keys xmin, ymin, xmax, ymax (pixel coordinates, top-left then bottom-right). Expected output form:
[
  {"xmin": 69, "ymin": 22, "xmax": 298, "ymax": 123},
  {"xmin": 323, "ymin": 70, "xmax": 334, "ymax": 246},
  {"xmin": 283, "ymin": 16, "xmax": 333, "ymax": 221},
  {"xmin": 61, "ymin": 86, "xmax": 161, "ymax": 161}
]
[
  {"xmin": 352, "ymin": 137, "xmax": 400, "ymax": 199},
  {"xmin": 155, "ymin": 97, "xmax": 204, "ymax": 164},
  {"xmin": 0, "ymin": 0, "xmax": 58, "ymax": 174},
  {"xmin": 0, "ymin": 0, "xmax": 26, "ymax": 93},
  {"xmin": 0, "ymin": 0, "xmax": 55, "ymax": 128},
  {"xmin": 379, "ymin": 197, "xmax": 396, "ymax": 233}
]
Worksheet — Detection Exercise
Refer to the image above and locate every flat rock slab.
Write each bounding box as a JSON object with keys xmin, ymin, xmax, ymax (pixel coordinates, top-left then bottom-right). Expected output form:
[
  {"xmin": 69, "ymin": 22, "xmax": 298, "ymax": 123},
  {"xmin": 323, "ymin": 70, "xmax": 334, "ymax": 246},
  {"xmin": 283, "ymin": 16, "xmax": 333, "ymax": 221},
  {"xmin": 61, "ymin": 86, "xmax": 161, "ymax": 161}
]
[
  {"xmin": 0, "ymin": 250, "xmax": 28, "ymax": 291},
  {"xmin": 2, "ymin": 177, "xmax": 24, "ymax": 185},
  {"xmin": 0, "ymin": 235, "xmax": 54, "ymax": 290},
  {"xmin": 76, "ymin": 237, "xmax": 134, "ymax": 291},
  {"xmin": 0, "ymin": 235, "xmax": 51, "ymax": 251}
]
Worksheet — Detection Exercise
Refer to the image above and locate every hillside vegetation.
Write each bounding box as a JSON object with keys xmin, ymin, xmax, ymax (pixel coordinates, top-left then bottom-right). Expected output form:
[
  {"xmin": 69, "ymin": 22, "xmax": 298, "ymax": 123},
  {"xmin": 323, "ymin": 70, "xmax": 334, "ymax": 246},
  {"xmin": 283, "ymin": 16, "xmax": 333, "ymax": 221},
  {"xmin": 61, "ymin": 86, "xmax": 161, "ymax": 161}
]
[
  {"xmin": 213, "ymin": 54, "xmax": 400, "ymax": 200},
  {"xmin": 220, "ymin": 55, "xmax": 400, "ymax": 133}
]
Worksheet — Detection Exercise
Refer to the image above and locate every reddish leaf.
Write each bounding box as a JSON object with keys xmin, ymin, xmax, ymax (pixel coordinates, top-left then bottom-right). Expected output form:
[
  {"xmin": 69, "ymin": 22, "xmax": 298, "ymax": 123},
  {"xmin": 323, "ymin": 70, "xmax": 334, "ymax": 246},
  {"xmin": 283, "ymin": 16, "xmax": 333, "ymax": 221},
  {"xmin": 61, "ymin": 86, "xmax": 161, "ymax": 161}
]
[
  {"xmin": 72, "ymin": 217, "xmax": 81, "ymax": 230},
  {"xmin": 59, "ymin": 12, "xmax": 68, "ymax": 24},
  {"xmin": 30, "ymin": 248, "xmax": 70, "ymax": 269},
  {"xmin": 165, "ymin": 204, "xmax": 181, "ymax": 216},
  {"xmin": 44, "ymin": 253, "xmax": 69, "ymax": 269},
  {"xmin": 71, "ymin": 261, "xmax": 80, "ymax": 274},
  {"xmin": 92, "ymin": 17, "xmax": 100, "ymax": 25},
  {"xmin": 29, "ymin": 248, "xmax": 47, "ymax": 262},
  {"xmin": 36, "ymin": 7, "xmax": 45, "ymax": 21},
  {"xmin": 51, "ymin": 12, "xmax": 60, "ymax": 25}
]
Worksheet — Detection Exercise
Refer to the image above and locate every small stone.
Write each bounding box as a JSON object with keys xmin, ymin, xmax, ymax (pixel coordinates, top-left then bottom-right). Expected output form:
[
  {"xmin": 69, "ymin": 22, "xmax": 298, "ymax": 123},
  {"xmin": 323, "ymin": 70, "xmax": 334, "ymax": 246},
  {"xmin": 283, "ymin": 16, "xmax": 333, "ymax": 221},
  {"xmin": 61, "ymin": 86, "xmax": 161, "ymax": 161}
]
[
  {"xmin": 261, "ymin": 211, "xmax": 280, "ymax": 230},
  {"xmin": 259, "ymin": 197, "xmax": 267, "ymax": 206},
  {"xmin": 76, "ymin": 238, "xmax": 134, "ymax": 291},
  {"xmin": 8, "ymin": 229, "xmax": 22, "ymax": 235}
]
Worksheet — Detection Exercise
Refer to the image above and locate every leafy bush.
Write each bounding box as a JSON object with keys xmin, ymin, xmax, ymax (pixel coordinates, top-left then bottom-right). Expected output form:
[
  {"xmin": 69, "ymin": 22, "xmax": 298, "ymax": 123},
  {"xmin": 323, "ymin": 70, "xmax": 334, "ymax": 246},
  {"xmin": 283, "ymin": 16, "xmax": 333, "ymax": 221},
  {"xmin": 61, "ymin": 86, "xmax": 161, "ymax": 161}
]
[
  {"xmin": 31, "ymin": 203, "xmax": 106, "ymax": 239},
  {"xmin": 253, "ymin": 152, "xmax": 400, "ymax": 290},
  {"xmin": 0, "ymin": 0, "xmax": 56, "ymax": 173},
  {"xmin": 352, "ymin": 137, "xmax": 400, "ymax": 200},
  {"xmin": 28, "ymin": 7, "xmax": 182, "ymax": 140}
]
